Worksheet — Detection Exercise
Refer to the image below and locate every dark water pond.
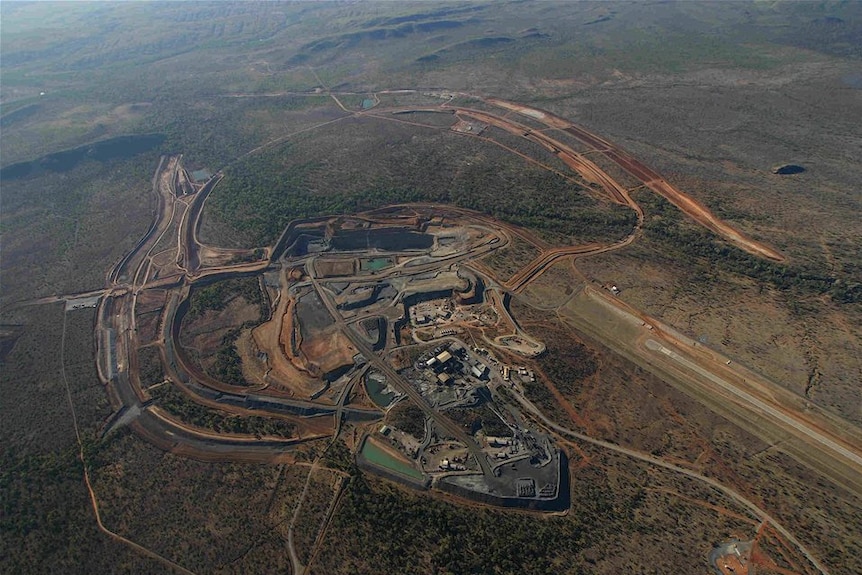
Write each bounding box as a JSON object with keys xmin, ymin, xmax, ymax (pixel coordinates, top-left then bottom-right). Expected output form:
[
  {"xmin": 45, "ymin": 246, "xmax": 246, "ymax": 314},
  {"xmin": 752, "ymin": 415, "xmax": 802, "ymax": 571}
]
[
  {"xmin": 331, "ymin": 228, "xmax": 433, "ymax": 251},
  {"xmin": 1, "ymin": 133, "xmax": 165, "ymax": 180},
  {"xmin": 287, "ymin": 232, "xmax": 326, "ymax": 257},
  {"xmin": 365, "ymin": 375, "xmax": 396, "ymax": 408},
  {"xmin": 774, "ymin": 164, "xmax": 805, "ymax": 175}
]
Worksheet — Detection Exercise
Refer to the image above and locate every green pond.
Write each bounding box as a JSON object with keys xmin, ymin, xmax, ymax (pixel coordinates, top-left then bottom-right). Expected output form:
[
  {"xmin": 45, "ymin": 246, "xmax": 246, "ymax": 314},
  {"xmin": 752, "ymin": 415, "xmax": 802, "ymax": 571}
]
[
  {"xmin": 361, "ymin": 439, "xmax": 424, "ymax": 480},
  {"xmin": 191, "ymin": 169, "xmax": 212, "ymax": 181},
  {"xmin": 359, "ymin": 257, "xmax": 394, "ymax": 272}
]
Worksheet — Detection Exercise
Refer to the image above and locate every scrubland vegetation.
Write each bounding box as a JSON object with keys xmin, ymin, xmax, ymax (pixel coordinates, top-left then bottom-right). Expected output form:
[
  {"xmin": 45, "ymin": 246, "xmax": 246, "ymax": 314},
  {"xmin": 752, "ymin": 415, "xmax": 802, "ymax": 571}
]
[{"xmin": 3, "ymin": 1, "xmax": 862, "ymax": 573}]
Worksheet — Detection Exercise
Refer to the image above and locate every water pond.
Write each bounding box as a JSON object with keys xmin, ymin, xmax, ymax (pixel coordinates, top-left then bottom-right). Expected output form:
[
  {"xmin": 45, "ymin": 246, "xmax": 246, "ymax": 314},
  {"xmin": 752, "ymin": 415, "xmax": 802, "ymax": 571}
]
[
  {"xmin": 360, "ymin": 257, "xmax": 394, "ymax": 272},
  {"xmin": 365, "ymin": 374, "xmax": 396, "ymax": 408},
  {"xmin": 330, "ymin": 228, "xmax": 433, "ymax": 252},
  {"xmin": 360, "ymin": 438, "xmax": 424, "ymax": 481}
]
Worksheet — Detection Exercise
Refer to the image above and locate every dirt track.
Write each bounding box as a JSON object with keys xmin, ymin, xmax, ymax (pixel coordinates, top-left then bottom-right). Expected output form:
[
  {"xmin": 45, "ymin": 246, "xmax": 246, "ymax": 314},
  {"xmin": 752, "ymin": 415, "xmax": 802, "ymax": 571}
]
[
  {"xmin": 482, "ymin": 99, "xmax": 785, "ymax": 262},
  {"xmin": 452, "ymin": 108, "xmax": 632, "ymax": 206},
  {"xmin": 505, "ymin": 241, "xmax": 626, "ymax": 293},
  {"xmin": 376, "ymin": 99, "xmax": 784, "ymax": 292},
  {"xmin": 512, "ymin": 387, "xmax": 834, "ymax": 575}
]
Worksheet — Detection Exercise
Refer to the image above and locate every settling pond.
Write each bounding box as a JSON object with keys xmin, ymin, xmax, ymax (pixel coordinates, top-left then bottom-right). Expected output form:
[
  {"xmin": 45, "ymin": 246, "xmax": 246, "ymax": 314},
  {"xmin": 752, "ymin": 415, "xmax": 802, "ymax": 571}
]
[
  {"xmin": 365, "ymin": 375, "xmax": 396, "ymax": 408},
  {"xmin": 360, "ymin": 257, "xmax": 394, "ymax": 272},
  {"xmin": 330, "ymin": 228, "xmax": 433, "ymax": 251},
  {"xmin": 360, "ymin": 438, "xmax": 424, "ymax": 481}
]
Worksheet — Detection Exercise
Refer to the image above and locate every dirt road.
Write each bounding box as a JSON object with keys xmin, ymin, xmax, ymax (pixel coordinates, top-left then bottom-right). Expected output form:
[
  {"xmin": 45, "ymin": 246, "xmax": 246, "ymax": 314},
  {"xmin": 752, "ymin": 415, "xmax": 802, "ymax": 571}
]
[
  {"xmin": 509, "ymin": 386, "xmax": 832, "ymax": 575},
  {"xmin": 483, "ymin": 98, "xmax": 785, "ymax": 262}
]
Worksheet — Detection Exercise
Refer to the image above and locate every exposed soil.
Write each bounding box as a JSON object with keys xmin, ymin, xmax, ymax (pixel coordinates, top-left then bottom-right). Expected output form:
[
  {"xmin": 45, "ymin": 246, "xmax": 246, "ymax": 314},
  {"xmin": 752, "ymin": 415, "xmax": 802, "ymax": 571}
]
[{"xmin": 300, "ymin": 325, "xmax": 357, "ymax": 377}]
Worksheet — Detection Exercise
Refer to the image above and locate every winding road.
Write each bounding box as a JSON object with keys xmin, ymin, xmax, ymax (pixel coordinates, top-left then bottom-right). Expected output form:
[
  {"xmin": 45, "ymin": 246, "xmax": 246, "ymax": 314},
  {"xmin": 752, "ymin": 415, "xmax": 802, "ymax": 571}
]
[{"xmin": 508, "ymin": 387, "xmax": 832, "ymax": 575}]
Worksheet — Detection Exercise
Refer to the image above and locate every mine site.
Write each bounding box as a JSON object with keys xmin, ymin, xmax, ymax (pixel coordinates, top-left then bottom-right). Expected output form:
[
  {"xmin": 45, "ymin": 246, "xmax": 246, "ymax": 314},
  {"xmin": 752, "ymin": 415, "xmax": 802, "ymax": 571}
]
[
  {"xmin": 37, "ymin": 90, "xmax": 851, "ymax": 575},
  {"xmin": 6, "ymin": 4, "xmax": 862, "ymax": 575}
]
